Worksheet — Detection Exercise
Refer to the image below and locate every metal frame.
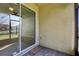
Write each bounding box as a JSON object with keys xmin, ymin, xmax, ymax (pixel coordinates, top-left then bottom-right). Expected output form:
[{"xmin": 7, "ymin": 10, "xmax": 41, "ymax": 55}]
[
  {"xmin": 19, "ymin": 3, "xmax": 36, "ymax": 52},
  {"xmin": 74, "ymin": 3, "xmax": 78, "ymax": 56}
]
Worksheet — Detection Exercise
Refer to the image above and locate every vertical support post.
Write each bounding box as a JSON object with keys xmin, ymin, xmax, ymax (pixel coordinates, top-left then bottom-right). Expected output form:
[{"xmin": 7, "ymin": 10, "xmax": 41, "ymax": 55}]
[
  {"xmin": 19, "ymin": 3, "xmax": 22, "ymax": 52},
  {"xmin": 9, "ymin": 14, "xmax": 11, "ymax": 40}
]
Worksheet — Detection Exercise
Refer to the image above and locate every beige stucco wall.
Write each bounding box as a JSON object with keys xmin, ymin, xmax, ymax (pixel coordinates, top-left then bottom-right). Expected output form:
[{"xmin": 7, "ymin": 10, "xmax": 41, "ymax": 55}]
[{"xmin": 39, "ymin": 4, "xmax": 75, "ymax": 55}]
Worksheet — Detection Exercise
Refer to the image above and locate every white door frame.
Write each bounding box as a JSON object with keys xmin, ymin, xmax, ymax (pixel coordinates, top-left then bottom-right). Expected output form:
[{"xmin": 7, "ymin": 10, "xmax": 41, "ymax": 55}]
[{"xmin": 14, "ymin": 3, "xmax": 39, "ymax": 56}]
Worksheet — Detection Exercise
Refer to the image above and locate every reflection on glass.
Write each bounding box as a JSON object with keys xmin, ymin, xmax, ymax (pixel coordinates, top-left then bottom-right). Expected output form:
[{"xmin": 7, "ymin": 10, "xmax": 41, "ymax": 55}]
[
  {"xmin": 0, "ymin": 13, "xmax": 9, "ymax": 46},
  {"xmin": 0, "ymin": 4, "xmax": 36, "ymax": 56},
  {"xmin": 0, "ymin": 3, "xmax": 20, "ymax": 56},
  {"xmin": 21, "ymin": 5, "xmax": 35, "ymax": 50},
  {"xmin": 10, "ymin": 15, "xmax": 20, "ymax": 53}
]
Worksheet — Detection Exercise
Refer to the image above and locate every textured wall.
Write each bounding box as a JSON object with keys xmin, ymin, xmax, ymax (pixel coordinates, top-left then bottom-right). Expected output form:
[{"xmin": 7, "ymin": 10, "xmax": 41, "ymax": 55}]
[{"xmin": 39, "ymin": 4, "xmax": 75, "ymax": 55}]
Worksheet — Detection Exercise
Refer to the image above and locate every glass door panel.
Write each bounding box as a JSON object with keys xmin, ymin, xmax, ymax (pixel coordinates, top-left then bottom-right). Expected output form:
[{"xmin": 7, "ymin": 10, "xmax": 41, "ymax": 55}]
[
  {"xmin": 0, "ymin": 13, "xmax": 9, "ymax": 49},
  {"xmin": 10, "ymin": 15, "xmax": 20, "ymax": 53},
  {"xmin": 0, "ymin": 3, "xmax": 20, "ymax": 56},
  {"xmin": 0, "ymin": 3, "xmax": 35, "ymax": 56},
  {"xmin": 21, "ymin": 5, "xmax": 35, "ymax": 50}
]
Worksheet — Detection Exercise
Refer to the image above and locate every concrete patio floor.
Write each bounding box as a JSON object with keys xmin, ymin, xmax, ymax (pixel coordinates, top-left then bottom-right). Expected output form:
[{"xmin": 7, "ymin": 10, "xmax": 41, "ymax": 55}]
[{"xmin": 24, "ymin": 46, "xmax": 71, "ymax": 56}]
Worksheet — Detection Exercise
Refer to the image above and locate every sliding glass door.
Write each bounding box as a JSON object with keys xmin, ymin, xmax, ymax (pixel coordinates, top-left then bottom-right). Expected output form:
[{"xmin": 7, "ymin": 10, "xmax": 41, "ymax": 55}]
[
  {"xmin": 21, "ymin": 5, "xmax": 35, "ymax": 50},
  {"xmin": 0, "ymin": 3, "xmax": 36, "ymax": 56}
]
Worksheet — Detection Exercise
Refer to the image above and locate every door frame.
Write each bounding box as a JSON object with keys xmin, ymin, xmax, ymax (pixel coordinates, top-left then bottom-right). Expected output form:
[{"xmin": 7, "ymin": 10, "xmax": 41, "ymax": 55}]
[{"xmin": 74, "ymin": 3, "xmax": 78, "ymax": 56}]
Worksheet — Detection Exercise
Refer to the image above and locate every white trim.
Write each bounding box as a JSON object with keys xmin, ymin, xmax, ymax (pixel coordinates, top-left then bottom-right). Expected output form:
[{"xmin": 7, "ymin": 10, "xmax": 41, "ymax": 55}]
[
  {"xmin": 19, "ymin": 3, "xmax": 22, "ymax": 52},
  {"xmin": 14, "ymin": 43, "xmax": 39, "ymax": 56}
]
